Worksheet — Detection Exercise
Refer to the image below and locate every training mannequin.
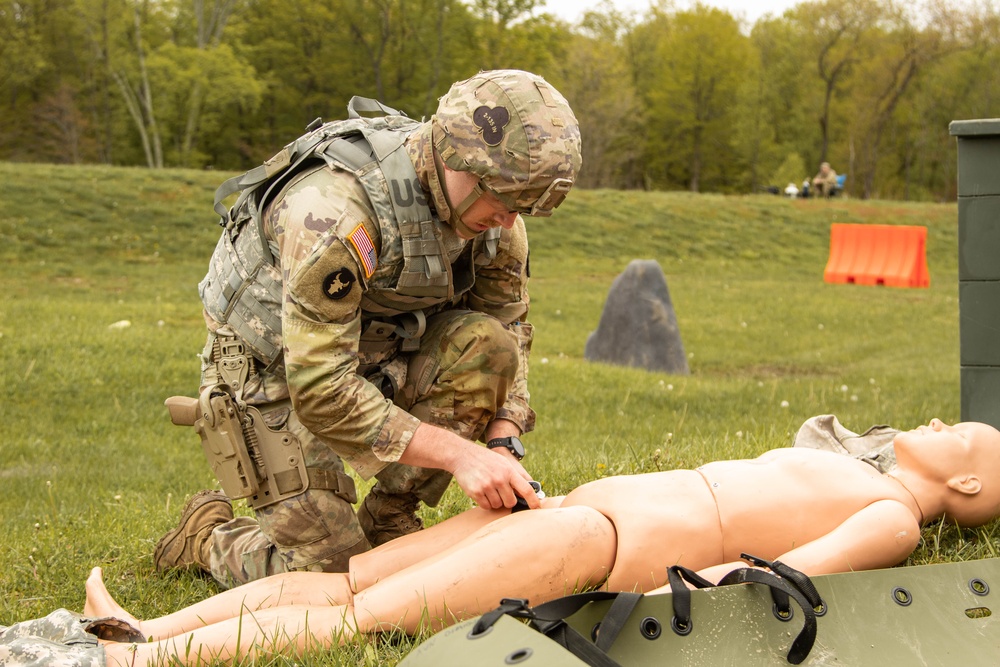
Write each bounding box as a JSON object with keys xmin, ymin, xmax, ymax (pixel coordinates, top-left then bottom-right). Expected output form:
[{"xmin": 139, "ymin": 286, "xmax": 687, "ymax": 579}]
[{"xmin": 72, "ymin": 420, "xmax": 1000, "ymax": 666}]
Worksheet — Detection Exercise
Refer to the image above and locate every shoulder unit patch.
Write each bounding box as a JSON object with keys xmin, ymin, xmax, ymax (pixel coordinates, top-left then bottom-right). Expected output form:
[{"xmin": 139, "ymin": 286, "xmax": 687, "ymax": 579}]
[{"xmin": 323, "ymin": 268, "xmax": 356, "ymax": 300}]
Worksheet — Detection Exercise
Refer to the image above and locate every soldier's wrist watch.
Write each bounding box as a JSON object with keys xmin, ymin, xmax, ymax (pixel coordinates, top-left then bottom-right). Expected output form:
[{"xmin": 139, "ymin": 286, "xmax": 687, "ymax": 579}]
[{"xmin": 487, "ymin": 436, "xmax": 525, "ymax": 460}]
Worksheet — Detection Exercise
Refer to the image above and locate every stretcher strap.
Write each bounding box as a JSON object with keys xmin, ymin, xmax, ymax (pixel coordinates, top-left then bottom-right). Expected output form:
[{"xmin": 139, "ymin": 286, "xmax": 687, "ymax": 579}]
[
  {"xmin": 474, "ymin": 555, "xmax": 821, "ymax": 666},
  {"xmin": 667, "ymin": 554, "xmax": 822, "ymax": 665},
  {"xmin": 472, "ymin": 593, "xmax": 640, "ymax": 667}
]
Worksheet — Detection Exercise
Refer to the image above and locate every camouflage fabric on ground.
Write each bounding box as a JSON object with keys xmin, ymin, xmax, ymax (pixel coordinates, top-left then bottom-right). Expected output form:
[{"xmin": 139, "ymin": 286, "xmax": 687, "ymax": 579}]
[
  {"xmin": 0, "ymin": 608, "xmax": 144, "ymax": 667},
  {"xmin": 793, "ymin": 414, "xmax": 899, "ymax": 474}
]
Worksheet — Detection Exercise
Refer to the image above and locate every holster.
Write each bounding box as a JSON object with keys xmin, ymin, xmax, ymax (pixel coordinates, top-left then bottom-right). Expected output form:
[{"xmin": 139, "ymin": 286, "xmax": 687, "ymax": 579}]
[
  {"xmin": 165, "ymin": 387, "xmax": 358, "ymax": 509},
  {"xmin": 166, "ymin": 384, "xmax": 308, "ymax": 508}
]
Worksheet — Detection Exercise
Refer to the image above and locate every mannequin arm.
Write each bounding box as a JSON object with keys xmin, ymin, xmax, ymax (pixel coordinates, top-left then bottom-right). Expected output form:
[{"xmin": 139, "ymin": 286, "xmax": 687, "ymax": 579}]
[
  {"xmin": 649, "ymin": 499, "xmax": 921, "ymax": 594},
  {"xmin": 770, "ymin": 499, "xmax": 921, "ymax": 575},
  {"xmin": 350, "ymin": 496, "xmax": 566, "ymax": 592}
]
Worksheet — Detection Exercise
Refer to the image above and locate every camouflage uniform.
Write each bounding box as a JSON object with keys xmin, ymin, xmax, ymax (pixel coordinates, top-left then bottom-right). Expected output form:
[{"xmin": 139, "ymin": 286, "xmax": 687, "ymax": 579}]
[
  {"xmin": 0, "ymin": 609, "xmax": 144, "ymax": 667},
  {"xmin": 793, "ymin": 414, "xmax": 899, "ymax": 474},
  {"xmin": 195, "ymin": 70, "xmax": 581, "ymax": 587}
]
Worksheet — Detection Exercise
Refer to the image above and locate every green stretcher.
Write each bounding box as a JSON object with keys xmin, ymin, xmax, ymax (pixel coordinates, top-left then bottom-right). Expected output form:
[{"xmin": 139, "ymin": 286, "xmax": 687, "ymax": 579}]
[{"xmin": 399, "ymin": 558, "xmax": 1000, "ymax": 666}]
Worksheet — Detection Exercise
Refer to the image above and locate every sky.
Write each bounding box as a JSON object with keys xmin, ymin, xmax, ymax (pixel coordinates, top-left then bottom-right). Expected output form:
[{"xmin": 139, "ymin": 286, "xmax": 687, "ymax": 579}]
[{"xmin": 541, "ymin": 0, "xmax": 803, "ymax": 25}]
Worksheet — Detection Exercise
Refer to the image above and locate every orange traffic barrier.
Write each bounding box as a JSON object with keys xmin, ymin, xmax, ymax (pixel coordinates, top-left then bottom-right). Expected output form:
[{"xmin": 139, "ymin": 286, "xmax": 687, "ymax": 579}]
[{"xmin": 823, "ymin": 223, "xmax": 929, "ymax": 288}]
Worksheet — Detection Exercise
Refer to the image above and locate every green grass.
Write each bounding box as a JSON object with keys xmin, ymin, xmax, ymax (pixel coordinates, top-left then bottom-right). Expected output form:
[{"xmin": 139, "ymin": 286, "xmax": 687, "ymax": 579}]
[{"xmin": 0, "ymin": 162, "xmax": 990, "ymax": 664}]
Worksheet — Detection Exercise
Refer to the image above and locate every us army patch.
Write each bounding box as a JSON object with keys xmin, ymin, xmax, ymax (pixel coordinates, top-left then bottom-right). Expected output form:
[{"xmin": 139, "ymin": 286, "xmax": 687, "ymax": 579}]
[
  {"xmin": 323, "ymin": 268, "xmax": 356, "ymax": 300},
  {"xmin": 473, "ymin": 105, "xmax": 510, "ymax": 146}
]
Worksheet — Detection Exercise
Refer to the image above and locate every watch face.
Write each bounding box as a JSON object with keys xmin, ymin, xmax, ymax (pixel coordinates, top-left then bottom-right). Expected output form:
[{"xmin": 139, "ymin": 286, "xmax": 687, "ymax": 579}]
[
  {"xmin": 490, "ymin": 436, "xmax": 525, "ymax": 459},
  {"xmin": 508, "ymin": 436, "xmax": 525, "ymax": 458}
]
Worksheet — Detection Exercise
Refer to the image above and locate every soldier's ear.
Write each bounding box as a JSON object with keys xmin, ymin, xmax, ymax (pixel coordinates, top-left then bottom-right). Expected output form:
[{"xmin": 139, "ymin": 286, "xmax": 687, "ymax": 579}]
[{"xmin": 947, "ymin": 475, "xmax": 982, "ymax": 496}]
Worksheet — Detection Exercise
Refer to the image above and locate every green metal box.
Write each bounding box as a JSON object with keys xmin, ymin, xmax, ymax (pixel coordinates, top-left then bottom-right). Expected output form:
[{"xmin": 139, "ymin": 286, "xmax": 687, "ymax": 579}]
[
  {"xmin": 950, "ymin": 119, "xmax": 1000, "ymax": 429},
  {"xmin": 951, "ymin": 120, "xmax": 1000, "ymax": 197},
  {"xmin": 958, "ymin": 197, "xmax": 1000, "ymax": 281},
  {"xmin": 961, "ymin": 367, "xmax": 1000, "ymax": 430},
  {"xmin": 959, "ymin": 281, "xmax": 1000, "ymax": 366}
]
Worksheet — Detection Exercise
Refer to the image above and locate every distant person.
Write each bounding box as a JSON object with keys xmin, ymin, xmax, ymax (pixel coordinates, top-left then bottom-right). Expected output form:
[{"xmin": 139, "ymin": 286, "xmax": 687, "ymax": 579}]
[
  {"xmin": 784, "ymin": 182, "xmax": 799, "ymax": 198},
  {"xmin": 812, "ymin": 162, "xmax": 839, "ymax": 197}
]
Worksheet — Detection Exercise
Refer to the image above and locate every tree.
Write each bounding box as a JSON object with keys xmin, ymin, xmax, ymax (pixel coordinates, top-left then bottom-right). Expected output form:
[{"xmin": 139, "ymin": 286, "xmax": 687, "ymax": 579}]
[
  {"xmin": 0, "ymin": 0, "xmax": 97, "ymax": 162},
  {"xmin": 736, "ymin": 16, "xmax": 813, "ymax": 193},
  {"xmin": 73, "ymin": 0, "xmax": 130, "ymax": 163},
  {"xmin": 638, "ymin": 3, "xmax": 753, "ymax": 192},
  {"xmin": 846, "ymin": 1, "xmax": 977, "ymax": 198},
  {"xmin": 472, "ymin": 0, "xmax": 542, "ymax": 69},
  {"xmin": 901, "ymin": 4, "xmax": 1000, "ymax": 200},
  {"xmin": 110, "ymin": 0, "xmax": 164, "ymax": 168},
  {"xmin": 787, "ymin": 0, "xmax": 881, "ymax": 168},
  {"xmin": 557, "ymin": 2, "xmax": 642, "ymax": 189},
  {"xmin": 176, "ymin": 0, "xmax": 240, "ymax": 166}
]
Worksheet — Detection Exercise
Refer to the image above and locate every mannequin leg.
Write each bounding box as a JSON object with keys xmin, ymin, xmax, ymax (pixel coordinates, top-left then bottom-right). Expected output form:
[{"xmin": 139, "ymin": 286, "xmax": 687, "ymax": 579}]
[
  {"xmin": 87, "ymin": 502, "xmax": 565, "ymax": 640},
  {"xmin": 84, "ymin": 567, "xmax": 353, "ymax": 640},
  {"xmin": 101, "ymin": 604, "xmax": 357, "ymax": 667},
  {"xmin": 349, "ymin": 497, "xmax": 566, "ymax": 591},
  {"xmin": 100, "ymin": 506, "xmax": 615, "ymax": 665},
  {"xmin": 353, "ymin": 506, "xmax": 617, "ymax": 633}
]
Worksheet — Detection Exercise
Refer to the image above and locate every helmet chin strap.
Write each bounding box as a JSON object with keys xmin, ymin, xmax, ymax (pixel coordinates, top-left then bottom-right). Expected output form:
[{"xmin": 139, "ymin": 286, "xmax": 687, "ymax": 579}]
[
  {"xmin": 453, "ymin": 181, "xmax": 486, "ymax": 218},
  {"xmin": 434, "ymin": 153, "xmax": 483, "ymax": 238}
]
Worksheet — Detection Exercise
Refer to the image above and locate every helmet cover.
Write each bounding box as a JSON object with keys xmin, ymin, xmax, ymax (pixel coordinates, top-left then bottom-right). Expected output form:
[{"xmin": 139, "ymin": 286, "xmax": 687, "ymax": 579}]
[{"xmin": 432, "ymin": 70, "xmax": 582, "ymax": 216}]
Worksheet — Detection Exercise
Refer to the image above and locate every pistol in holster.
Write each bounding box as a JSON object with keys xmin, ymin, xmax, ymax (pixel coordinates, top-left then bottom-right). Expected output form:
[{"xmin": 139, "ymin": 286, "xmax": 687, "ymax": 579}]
[{"xmin": 165, "ymin": 384, "xmax": 313, "ymax": 509}]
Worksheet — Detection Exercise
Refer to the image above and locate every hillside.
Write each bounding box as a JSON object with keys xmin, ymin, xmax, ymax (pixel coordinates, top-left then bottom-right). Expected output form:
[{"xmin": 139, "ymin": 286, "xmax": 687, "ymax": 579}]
[{"xmin": 0, "ymin": 162, "xmax": 973, "ymax": 666}]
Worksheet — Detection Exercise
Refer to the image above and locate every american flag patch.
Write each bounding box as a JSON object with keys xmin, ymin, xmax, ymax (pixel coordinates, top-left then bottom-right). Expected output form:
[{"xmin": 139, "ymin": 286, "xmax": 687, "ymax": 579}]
[{"xmin": 347, "ymin": 223, "xmax": 377, "ymax": 279}]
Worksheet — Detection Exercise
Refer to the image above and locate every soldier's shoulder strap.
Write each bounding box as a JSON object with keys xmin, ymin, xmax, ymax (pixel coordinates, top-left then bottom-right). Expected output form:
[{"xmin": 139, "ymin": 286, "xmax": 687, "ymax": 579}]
[
  {"xmin": 210, "ymin": 98, "xmax": 407, "ymax": 224},
  {"xmin": 210, "ymin": 97, "xmax": 432, "ymax": 267}
]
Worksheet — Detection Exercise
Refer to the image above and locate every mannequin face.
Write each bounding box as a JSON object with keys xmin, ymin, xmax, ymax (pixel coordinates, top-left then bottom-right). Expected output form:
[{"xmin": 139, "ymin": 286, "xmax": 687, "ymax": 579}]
[
  {"xmin": 895, "ymin": 420, "xmax": 986, "ymax": 471},
  {"xmin": 441, "ymin": 167, "xmax": 520, "ymax": 239},
  {"xmin": 895, "ymin": 420, "xmax": 1000, "ymax": 486},
  {"xmin": 894, "ymin": 420, "xmax": 1000, "ymax": 526},
  {"xmin": 900, "ymin": 418, "xmax": 999, "ymax": 450}
]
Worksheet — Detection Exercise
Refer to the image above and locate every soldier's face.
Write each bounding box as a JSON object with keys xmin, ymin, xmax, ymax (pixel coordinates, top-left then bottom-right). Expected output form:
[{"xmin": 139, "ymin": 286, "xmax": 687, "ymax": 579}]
[
  {"xmin": 460, "ymin": 191, "xmax": 519, "ymax": 237},
  {"xmin": 443, "ymin": 167, "xmax": 519, "ymax": 239}
]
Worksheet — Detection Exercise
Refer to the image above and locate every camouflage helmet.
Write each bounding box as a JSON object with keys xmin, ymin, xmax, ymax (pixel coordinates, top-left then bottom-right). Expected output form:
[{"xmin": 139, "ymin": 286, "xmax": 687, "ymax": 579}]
[{"xmin": 431, "ymin": 70, "xmax": 582, "ymax": 217}]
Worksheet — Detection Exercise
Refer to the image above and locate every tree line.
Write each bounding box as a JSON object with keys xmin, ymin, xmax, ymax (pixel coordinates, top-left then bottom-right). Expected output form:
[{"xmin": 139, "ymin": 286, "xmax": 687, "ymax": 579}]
[{"xmin": 2, "ymin": 0, "xmax": 997, "ymax": 200}]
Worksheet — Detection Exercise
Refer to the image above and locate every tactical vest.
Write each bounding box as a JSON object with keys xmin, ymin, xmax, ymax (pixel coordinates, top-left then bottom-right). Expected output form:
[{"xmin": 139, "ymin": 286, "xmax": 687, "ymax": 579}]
[{"xmin": 199, "ymin": 97, "xmax": 500, "ymax": 366}]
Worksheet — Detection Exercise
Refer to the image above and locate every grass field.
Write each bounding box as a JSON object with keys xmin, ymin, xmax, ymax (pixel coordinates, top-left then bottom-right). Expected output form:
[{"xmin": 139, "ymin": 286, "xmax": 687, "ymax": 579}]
[{"xmin": 1, "ymin": 162, "xmax": 994, "ymax": 665}]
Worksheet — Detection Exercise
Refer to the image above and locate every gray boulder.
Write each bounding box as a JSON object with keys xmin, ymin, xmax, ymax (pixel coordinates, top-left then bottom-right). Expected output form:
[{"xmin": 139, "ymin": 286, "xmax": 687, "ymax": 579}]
[{"xmin": 584, "ymin": 260, "xmax": 689, "ymax": 375}]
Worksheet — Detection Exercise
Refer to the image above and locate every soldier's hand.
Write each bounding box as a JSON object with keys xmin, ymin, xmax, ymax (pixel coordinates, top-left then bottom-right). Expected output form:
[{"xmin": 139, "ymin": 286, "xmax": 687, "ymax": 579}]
[
  {"xmin": 400, "ymin": 423, "xmax": 540, "ymax": 510},
  {"xmin": 451, "ymin": 445, "xmax": 540, "ymax": 511}
]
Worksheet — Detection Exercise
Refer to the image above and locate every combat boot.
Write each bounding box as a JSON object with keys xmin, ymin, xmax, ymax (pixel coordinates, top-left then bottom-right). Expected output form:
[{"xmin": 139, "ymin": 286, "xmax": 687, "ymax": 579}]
[
  {"xmin": 153, "ymin": 490, "xmax": 233, "ymax": 573},
  {"xmin": 356, "ymin": 488, "xmax": 424, "ymax": 547}
]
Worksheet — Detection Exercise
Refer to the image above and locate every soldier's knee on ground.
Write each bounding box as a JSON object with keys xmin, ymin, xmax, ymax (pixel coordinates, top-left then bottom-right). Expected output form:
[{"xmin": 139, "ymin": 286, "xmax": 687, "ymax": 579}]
[{"xmin": 207, "ymin": 487, "xmax": 370, "ymax": 587}]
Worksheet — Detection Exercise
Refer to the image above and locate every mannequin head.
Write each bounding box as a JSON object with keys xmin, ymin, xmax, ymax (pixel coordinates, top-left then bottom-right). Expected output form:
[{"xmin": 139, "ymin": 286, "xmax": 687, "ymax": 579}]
[{"xmin": 894, "ymin": 420, "xmax": 1000, "ymax": 526}]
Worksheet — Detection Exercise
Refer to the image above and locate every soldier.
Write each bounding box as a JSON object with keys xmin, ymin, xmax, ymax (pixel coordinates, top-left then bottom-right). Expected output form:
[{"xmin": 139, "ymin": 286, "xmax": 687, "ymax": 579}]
[{"xmin": 153, "ymin": 70, "xmax": 582, "ymax": 587}]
